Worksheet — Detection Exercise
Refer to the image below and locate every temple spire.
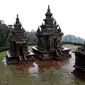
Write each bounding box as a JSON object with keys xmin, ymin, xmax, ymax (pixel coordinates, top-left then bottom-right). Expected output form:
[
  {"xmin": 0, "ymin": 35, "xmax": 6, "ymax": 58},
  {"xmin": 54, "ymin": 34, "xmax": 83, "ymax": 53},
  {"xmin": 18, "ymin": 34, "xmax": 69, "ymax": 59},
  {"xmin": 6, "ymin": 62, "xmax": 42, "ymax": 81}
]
[
  {"xmin": 47, "ymin": 5, "xmax": 50, "ymax": 12},
  {"xmin": 16, "ymin": 14, "xmax": 19, "ymax": 24},
  {"xmin": 17, "ymin": 14, "xmax": 18, "ymax": 18},
  {"xmin": 45, "ymin": 5, "xmax": 52, "ymax": 16},
  {"xmin": 14, "ymin": 14, "xmax": 22, "ymax": 29},
  {"xmin": 44, "ymin": 5, "xmax": 54, "ymax": 26}
]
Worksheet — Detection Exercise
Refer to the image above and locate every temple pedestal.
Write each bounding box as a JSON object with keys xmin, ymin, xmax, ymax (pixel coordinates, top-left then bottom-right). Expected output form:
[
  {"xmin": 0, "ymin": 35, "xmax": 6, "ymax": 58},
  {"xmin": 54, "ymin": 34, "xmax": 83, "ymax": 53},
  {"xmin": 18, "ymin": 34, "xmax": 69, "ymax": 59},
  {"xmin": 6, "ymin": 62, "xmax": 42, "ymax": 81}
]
[
  {"xmin": 6, "ymin": 50, "xmax": 36, "ymax": 64},
  {"xmin": 32, "ymin": 47, "xmax": 70, "ymax": 60}
]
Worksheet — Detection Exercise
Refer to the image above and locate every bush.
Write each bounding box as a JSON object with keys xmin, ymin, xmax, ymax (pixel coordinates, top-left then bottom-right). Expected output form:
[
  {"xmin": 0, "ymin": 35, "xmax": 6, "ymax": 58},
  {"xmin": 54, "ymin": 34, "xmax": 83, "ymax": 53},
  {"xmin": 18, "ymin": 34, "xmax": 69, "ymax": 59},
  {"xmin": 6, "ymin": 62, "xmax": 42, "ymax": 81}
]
[{"xmin": 0, "ymin": 46, "xmax": 9, "ymax": 52}]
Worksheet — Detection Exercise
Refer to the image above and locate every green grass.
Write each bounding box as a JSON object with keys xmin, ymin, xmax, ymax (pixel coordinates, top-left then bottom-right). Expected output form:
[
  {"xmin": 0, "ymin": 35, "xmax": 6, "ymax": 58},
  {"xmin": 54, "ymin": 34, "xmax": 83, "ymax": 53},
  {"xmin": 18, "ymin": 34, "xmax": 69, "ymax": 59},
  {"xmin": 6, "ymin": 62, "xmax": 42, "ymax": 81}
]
[
  {"xmin": 0, "ymin": 51, "xmax": 5, "ymax": 59},
  {"xmin": 28, "ymin": 45, "xmax": 36, "ymax": 51},
  {"xmin": 62, "ymin": 44, "xmax": 80, "ymax": 52}
]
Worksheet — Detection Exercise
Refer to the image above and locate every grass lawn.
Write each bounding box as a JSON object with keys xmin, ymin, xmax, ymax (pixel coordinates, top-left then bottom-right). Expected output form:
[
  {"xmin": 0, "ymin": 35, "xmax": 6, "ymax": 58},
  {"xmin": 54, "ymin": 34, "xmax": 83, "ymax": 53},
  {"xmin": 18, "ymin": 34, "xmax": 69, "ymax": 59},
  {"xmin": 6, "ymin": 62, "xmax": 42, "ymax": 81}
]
[
  {"xmin": 62, "ymin": 44, "xmax": 80, "ymax": 52},
  {"xmin": 0, "ymin": 51, "xmax": 5, "ymax": 60},
  {"xmin": 28, "ymin": 45, "xmax": 35, "ymax": 51}
]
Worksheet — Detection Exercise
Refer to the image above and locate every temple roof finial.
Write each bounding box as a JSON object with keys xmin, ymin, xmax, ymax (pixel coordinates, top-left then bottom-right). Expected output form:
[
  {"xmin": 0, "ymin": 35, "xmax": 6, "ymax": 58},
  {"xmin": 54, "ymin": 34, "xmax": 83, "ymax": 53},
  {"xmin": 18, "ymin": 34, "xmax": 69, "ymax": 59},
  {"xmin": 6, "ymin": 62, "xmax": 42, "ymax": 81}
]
[
  {"xmin": 42, "ymin": 23, "xmax": 43, "ymax": 26},
  {"xmin": 17, "ymin": 14, "xmax": 19, "ymax": 18},
  {"xmin": 54, "ymin": 20, "xmax": 57, "ymax": 25},
  {"xmin": 47, "ymin": 5, "xmax": 50, "ymax": 12},
  {"xmin": 16, "ymin": 14, "xmax": 19, "ymax": 23},
  {"xmin": 14, "ymin": 14, "xmax": 22, "ymax": 29},
  {"xmin": 45, "ymin": 5, "xmax": 52, "ymax": 17},
  {"xmin": 37, "ymin": 27, "xmax": 40, "ymax": 33}
]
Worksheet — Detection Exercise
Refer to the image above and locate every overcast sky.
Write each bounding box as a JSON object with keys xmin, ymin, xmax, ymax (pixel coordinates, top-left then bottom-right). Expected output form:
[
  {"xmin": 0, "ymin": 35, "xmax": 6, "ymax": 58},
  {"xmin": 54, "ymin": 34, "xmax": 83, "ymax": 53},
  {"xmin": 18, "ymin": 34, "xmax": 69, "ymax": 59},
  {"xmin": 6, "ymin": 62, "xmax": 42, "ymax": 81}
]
[{"xmin": 0, "ymin": 0, "xmax": 85, "ymax": 38}]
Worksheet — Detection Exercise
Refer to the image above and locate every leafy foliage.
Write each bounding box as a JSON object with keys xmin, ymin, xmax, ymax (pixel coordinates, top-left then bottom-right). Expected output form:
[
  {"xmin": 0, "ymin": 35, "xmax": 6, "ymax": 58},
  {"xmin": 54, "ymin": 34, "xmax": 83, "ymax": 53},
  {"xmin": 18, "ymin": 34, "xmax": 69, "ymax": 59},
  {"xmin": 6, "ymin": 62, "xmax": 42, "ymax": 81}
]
[
  {"xmin": 26, "ymin": 31, "xmax": 37, "ymax": 45},
  {"xmin": 0, "ymin": 20, "xmax": 11, "ymax": 47}
]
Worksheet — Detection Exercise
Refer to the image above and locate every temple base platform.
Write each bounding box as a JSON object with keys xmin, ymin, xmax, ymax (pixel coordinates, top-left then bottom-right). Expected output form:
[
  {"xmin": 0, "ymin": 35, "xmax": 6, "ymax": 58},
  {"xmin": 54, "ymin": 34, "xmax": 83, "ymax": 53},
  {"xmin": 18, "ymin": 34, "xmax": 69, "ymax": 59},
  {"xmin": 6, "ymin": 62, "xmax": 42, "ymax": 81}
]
[
  {"xmin": 32, "ymin": 46, "xmax": 71, "ymax": 60},
  {"xmin": 5, "ymin": 50, "xmax": 37, "ymax": 64}
]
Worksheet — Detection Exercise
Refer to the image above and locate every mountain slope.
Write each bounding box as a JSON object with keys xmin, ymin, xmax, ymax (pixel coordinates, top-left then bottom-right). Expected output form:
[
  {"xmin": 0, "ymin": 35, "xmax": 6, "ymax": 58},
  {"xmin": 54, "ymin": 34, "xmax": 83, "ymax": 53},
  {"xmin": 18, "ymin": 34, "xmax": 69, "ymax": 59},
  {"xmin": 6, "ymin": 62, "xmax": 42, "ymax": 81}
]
[{"xmin": 62, "ymin": 35, "xmax": 85, "ymax": 44}]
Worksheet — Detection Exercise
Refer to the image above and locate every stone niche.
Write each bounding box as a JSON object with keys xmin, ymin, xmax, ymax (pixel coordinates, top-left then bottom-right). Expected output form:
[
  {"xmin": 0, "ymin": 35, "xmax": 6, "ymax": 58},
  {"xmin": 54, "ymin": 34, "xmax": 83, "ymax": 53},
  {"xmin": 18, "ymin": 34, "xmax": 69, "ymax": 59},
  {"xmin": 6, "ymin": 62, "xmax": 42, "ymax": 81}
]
[{"xmin": 32, "ymin": 5, "xmax": 70, "ymax": 60}]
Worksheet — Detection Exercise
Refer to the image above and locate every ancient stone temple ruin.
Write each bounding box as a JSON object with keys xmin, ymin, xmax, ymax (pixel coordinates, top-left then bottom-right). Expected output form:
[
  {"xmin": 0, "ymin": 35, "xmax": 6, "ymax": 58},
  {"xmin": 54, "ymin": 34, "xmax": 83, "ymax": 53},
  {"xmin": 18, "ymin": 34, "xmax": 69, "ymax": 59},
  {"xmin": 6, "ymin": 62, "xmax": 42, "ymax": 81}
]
[
  {"xmin": 32, "ymin": 5, "xmax": 70, "ymax": 60},
  {"xmin": 6, "ymin": 14, "xmax": 30, "ymax": 63},
  {"xmin": 74, "ymin": 43, "xmax": 85, "ymax": 74}
]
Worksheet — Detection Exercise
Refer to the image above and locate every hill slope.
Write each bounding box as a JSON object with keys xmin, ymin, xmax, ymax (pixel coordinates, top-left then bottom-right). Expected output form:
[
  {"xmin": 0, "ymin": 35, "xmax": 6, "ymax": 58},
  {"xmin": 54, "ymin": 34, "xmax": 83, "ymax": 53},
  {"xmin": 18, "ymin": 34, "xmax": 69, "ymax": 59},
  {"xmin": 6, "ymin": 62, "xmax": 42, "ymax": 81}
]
[{"xmin": 62, "ymin": 35, "xmax": 85, "ymax": 44}]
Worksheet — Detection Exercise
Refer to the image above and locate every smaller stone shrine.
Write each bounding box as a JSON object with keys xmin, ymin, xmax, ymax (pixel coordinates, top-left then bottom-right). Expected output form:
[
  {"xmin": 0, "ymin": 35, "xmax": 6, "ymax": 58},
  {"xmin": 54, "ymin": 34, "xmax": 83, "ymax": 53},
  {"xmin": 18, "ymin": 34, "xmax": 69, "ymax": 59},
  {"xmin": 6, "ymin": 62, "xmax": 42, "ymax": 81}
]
[
  {"xmin": 74, "ymin": 43, "xmax": 85, "ymax": 74},
  {"xmin": 6, "ymin": 14, "xmax": 34, "ymax": 63},
  {"xmin": 32, "ymin": 5, "xmax": 70, "ymax": 60}
]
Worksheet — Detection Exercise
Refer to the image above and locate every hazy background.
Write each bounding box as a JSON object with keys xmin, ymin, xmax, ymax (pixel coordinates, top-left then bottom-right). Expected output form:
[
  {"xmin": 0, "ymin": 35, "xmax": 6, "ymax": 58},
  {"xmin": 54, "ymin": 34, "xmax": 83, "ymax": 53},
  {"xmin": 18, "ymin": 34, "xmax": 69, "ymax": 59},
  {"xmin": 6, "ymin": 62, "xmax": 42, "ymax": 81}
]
[{"xmin": 0, "ymin": 0, "xmax": 85, "ymax": 38}]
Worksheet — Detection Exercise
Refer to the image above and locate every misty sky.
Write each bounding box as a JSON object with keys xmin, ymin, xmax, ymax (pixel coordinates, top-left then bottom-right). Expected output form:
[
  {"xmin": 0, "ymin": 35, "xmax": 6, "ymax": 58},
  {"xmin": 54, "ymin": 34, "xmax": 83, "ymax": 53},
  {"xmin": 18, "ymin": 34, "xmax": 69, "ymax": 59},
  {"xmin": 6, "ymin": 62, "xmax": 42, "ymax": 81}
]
[{"xmin": 0, "ymin": 0, "xmax": 85, "ymax": 38}]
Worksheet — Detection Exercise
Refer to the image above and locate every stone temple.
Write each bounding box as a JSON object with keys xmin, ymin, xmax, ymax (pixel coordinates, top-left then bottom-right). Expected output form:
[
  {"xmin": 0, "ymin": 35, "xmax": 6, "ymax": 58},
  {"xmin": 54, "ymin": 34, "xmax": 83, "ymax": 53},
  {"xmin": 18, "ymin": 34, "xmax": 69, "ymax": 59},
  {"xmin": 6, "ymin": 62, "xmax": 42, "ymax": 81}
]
[
  {"xmin": 32, "ymin": 5, "xmax": 70, "ymax": 60},
  {"xmin": 74, "ymin": 43, "xmax": 85, "ymax": 74},
  {"xmin": 6, "ymin": 14, "xmax": 30, "ymax": 63}
]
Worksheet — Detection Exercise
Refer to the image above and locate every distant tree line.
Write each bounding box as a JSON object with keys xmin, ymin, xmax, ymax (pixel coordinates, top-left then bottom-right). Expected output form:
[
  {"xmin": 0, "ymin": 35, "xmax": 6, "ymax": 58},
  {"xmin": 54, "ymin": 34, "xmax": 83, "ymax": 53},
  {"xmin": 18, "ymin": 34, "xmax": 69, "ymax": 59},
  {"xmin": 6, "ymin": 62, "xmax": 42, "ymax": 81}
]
[
  {"xmin": 26, "ymin": 30, "xmax": 37, "ymax": 45},
  {"xmin": 0, "ymin": 21, "xmax": 12, "ymax": 46}
]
